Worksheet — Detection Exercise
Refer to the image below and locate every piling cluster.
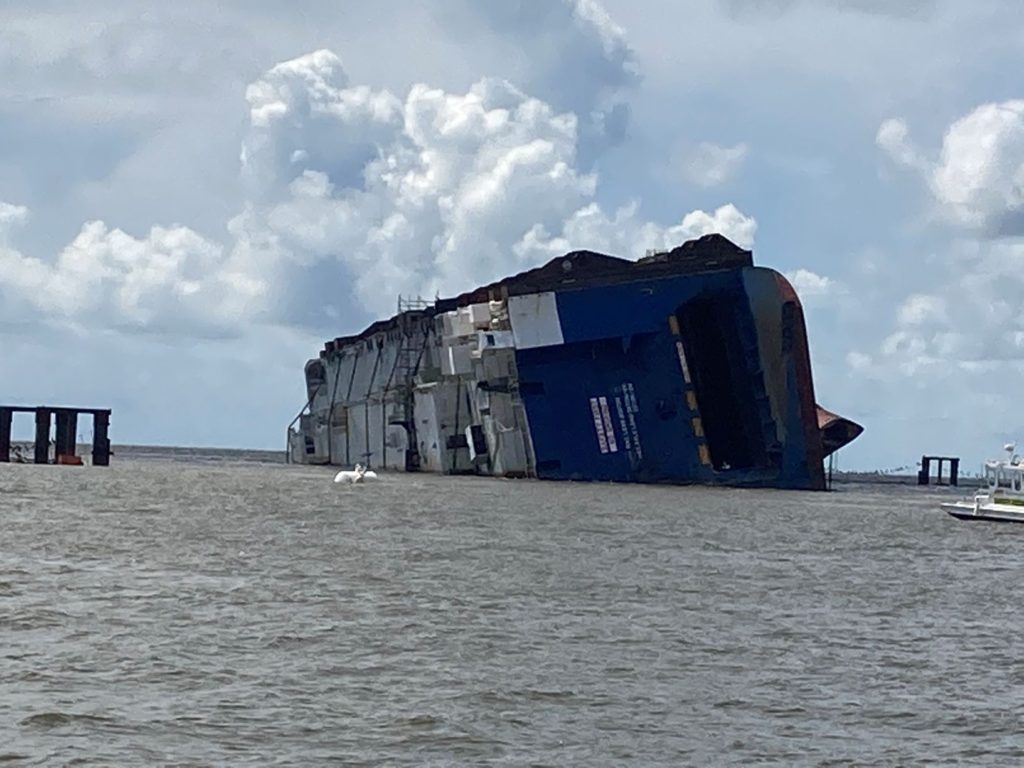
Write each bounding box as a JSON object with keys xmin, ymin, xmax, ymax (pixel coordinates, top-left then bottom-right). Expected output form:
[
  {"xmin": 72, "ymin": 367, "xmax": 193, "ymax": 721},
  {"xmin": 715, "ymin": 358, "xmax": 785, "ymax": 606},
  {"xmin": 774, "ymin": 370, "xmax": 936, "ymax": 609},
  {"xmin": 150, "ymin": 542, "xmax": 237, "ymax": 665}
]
[{"xmin": 0, "ymin": 406, "xmax": 111, "ymax": 466}]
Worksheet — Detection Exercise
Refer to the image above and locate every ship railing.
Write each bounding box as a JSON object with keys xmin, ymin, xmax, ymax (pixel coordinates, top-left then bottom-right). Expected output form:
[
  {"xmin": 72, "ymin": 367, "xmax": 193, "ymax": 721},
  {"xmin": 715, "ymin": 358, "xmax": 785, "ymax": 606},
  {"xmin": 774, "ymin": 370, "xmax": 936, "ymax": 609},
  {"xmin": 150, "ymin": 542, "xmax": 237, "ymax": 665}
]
[
  {"xmin": 397, "ymin": 294, "xmax": 433, "ymax": 313},
  {"xmin": 284, "ymin": 381, "xmax": 323, "ymax": 464}
]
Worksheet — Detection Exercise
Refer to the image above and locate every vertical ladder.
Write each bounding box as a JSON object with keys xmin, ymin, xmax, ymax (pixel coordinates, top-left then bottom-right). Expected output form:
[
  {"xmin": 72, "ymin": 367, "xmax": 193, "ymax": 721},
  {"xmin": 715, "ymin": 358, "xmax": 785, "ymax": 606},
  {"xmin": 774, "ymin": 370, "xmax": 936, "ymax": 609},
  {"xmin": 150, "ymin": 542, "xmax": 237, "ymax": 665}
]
[{"xmin": 393, "ymin": 295, "xmax": 432, "ymax": 470}]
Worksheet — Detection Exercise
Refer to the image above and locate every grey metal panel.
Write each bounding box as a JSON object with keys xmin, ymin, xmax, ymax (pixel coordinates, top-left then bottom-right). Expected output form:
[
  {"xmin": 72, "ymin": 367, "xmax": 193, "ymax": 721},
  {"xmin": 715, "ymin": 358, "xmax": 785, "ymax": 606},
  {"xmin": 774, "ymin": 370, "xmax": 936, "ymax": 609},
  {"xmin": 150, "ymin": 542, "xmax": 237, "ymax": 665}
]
[
  {"xmin": 364, "ymin": 399, "xmax": 385, "ymax": 469},
  {"xmin": 508, "ymin": 293, "xmax": 564, "ymax": 349},
  {"xmin": 384, "ymin": 424, "xmax": 408, "ymax": 471},
  {"xmin": 348, "ymin": 403, "xmax": 368, "ymax": 467},
  {"xmin": 414, "ymin": 386, "xmax": 443, "ymax": 472}
]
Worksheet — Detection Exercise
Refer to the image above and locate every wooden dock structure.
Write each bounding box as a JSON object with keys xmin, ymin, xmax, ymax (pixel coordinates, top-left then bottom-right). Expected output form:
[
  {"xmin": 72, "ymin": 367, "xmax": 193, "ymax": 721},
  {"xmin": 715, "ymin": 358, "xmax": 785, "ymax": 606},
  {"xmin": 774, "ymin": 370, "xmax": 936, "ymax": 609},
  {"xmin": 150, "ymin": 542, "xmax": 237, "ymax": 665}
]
[{"xmin": 0, "ymin": 406, "xmax": 111, "ymax": 466}]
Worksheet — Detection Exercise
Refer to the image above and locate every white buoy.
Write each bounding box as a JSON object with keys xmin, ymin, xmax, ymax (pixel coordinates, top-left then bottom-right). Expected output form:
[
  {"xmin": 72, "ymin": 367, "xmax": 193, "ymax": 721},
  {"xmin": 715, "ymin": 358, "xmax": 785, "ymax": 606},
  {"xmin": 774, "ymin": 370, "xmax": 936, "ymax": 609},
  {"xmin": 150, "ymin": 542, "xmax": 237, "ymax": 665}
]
[{"xmin": 333, "ymin": 463, "xmax": 379, "ymax": 484}]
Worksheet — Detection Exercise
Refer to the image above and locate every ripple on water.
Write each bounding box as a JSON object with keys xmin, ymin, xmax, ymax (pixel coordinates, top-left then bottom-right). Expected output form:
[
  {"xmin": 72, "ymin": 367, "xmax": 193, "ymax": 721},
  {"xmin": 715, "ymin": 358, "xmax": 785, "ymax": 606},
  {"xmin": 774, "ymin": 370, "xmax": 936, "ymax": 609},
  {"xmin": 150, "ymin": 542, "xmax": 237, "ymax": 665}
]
[{"xmin": 19, "ymin": 712, "xmax": 118, "ymax": 728}]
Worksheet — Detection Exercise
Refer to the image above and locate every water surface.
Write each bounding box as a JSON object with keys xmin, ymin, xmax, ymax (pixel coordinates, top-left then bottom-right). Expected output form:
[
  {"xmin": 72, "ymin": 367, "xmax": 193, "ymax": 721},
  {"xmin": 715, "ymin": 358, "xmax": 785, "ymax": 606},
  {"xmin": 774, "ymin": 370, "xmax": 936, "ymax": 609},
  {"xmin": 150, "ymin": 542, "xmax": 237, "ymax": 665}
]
[{"xmin": 1, "ymin": 455, "xmax": 1020, "ymax": 765}]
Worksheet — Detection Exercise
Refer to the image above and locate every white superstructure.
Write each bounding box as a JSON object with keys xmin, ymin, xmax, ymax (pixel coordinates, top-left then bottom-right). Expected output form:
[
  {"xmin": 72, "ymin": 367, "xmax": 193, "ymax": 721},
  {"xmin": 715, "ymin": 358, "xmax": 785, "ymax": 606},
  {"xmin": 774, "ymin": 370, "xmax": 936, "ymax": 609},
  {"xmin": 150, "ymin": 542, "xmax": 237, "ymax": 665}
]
[
  {"xmin": 287, "ymin": 297, "xmax": 537, "ymax": 477},
  {"xmin": 941, "ymin": 444, "xmax": 1024, "ymax": 523}
]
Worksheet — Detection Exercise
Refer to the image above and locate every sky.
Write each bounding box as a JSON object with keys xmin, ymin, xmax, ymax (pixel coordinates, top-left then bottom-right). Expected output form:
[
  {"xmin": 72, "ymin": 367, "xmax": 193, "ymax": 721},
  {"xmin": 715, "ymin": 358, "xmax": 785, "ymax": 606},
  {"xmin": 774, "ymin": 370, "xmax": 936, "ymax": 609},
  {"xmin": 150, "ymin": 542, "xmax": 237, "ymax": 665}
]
[{"xmin": 2, "ymin": 0, "xmax": 1024, "ymax": 471}]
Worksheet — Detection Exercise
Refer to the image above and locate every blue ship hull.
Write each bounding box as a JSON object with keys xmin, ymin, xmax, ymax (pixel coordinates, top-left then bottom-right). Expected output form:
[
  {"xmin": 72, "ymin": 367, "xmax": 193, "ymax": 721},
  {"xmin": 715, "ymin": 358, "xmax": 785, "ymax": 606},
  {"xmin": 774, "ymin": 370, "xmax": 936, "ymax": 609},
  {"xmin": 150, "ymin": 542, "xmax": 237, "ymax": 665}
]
[{"xmin": 514, "ymin": 268, "xmax": 825, "ymax": 489}]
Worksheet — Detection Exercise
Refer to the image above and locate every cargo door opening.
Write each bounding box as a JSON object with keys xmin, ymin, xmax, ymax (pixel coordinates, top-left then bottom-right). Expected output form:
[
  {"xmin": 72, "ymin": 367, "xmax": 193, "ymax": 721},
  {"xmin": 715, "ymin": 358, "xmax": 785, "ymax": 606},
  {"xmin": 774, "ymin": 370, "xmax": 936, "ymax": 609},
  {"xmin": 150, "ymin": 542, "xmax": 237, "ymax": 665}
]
[{"xmin": 675, "ymin": 295, "xmax": 765, "ymax": 471}]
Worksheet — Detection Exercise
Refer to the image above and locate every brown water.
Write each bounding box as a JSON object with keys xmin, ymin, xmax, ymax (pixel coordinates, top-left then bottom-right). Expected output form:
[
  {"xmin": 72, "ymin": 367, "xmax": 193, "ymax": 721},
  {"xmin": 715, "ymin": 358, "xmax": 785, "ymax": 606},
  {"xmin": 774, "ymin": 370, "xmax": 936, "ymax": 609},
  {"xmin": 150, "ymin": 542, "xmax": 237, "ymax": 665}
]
[{"xmin": 1, "ymin": 455, "xmax": 1021, "ymax": 765}]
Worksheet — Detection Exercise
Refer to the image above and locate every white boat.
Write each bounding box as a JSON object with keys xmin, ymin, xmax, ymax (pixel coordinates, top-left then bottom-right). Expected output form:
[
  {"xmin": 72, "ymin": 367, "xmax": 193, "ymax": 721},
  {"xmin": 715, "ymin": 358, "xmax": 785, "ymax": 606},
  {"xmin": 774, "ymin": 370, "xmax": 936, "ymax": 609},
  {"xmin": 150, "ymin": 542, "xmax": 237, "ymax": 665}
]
[
  {"xmin": 333, "ymin": 464, "xmax": 379, "ymax": 484},
  {"xmin": 941, "ymin": 444, "xmax": 1024, "ymax": 523}
]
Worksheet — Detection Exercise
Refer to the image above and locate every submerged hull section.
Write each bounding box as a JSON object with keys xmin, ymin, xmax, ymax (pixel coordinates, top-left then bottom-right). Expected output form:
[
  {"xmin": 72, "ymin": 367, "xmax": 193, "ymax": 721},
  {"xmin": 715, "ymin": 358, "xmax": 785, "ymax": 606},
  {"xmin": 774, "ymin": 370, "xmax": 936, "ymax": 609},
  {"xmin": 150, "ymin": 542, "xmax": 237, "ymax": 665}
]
[{"xmin": 288, "ymin": 235, "xmax": 861, "ymax": 490}]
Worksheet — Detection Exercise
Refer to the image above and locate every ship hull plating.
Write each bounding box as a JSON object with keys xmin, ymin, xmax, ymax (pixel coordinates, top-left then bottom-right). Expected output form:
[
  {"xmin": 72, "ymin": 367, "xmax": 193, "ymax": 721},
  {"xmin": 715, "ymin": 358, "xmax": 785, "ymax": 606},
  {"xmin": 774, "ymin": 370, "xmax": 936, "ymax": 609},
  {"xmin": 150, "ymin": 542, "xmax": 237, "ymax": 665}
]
[{"xmin": 287, "ymin": 235, "xmax": 860, "ymax": 490}]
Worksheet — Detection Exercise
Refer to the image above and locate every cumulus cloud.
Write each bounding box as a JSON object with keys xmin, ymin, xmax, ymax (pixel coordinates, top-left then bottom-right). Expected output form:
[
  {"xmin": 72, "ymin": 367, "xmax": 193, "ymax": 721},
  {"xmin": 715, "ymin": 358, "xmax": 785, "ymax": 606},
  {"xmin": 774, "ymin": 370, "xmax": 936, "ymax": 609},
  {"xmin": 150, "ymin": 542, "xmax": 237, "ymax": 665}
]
[
  {"xmin": 676, "ymin": 142, "xmax": 749, "ymax": 187},
  {"xmin": 845, "ymin": 351, "xmax": 872, "ymax": 370},
  {"xmin": 871, "ymin": 101, "xmax": 1024, "ymax": 385},
  {"xmin": 241, "ymin": 49, "xmax": 403, "ymax": 197},
  {"xmin": 875, "ymin": 118, "xmax": 925, "ymax": 170},
  {"xmin": 673, "ymin": 204, "xmax": 757, "ymax": 248},
  {"xmin": 0, "ymin": 47, "xmax": 755, "ymax": 337},
  {"xmin": 878, "ymin": 101, "xmax": 1024, "ymax": 236},
  {"xmin": 864, "ymin": 240, "xmax": 1024, "ymax": 379},
  {"xmin": 785, "ymin": 268, "xmax": 835, "ymax": 299},
  {"xmin": 515, "ymin": 202, "xmax": 757, "ymax": 263},
  {"xmin": 932, "ymin": 101, "xmax": 1024, "ymax": 235},
  {"xmin": 896, "ymin": 293, "xmax": 946, "ymax": 326},
  {"xmin": 2, "ymin": 0, "xmax": 641, "ymax": 259},
  {"xmin": 0, "ymin": 203, "xmax": 29, "ymax": 240},
  {"xmin": 243, "ymin": 51, "xmax": 754, "ymax": 317},
  {"xmin": 241, "ymin": 55, "xmax": 602, "ymax": 316},
  {"xmin": 0, "ymin": 217, "xmax": 268, "ymax": 336},
  {"xmin": 857, "ymin": 107, "xmax": 1024, "ymax": 461},
  {"xmin": 433, "ymin": 0, "xmax": 638, "ymax": 153}
]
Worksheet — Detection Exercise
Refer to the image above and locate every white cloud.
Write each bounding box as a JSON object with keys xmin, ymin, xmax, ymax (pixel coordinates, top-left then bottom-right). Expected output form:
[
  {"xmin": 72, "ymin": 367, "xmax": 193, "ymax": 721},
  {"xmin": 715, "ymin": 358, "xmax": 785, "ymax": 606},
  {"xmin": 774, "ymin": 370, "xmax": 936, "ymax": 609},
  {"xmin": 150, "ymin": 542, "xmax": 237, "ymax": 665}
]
[
  {"xmin": 879, "ymin": 330, "xmax": 920, "ymax": 358},
  {"xmin": 0, "ymin": 217, "xmax": 268, "ymax": 336},
  {"xmin": 0, "ymin": 202, "xmax": 29, "ymax": 228},
  {"xmin": 247, "ymin": 55, "xmax": 755, "ymax": 317},
  {"xmin": 1, "ymin": 0, "xmax": 640, "ymax": 260},
  {"xmin": 572, "ymin": 0, "xmax": 633, "ymax": 60},
  {"xmin": 514, "ymin": 202, "xmax": 757, "ymax": 263},
  {"xmin": 785, "ymin": 268, "xmax": 834, "ymax": 299},
  {"xmin": 241, "ymin": 49, "xmax": 403, "ymax": 197},
  {"xmin": 439, "ymin": 0, "xmax": 638, "ymax": 150},
  {"xmin": 675, "ymin": 204, "xmax": 757, "ymax": 248},
  {"xmin": 677, "ymin": 142, "xmax": 749, "ymax": 187},
  {"xmin": 846, "ymin": 172, "xmax": 1024, "ymax": 466},
  {"xmin": 932, "ymin": 101, "xmax": 1024, "ymax": 234},
  {"xmin": 0, "ymin": 47, "xmax": 756, "ymax": 336},
  {"xmin": 896, "ymin": 293, "xmax": 946, "ymax": 326},
  {"xmin": 866, "ymin": 239, "xmax": 1024, "ymax": 378},
  {"xmin": 846, "ymin": 351, "xmax": 872, "ymax": 370},
  {"xmin": 879, "ymin": 101, "xmax": 1024, "ymax": 236},
  {"xmin": 875, "ymin": 118, "xmax": 924, "ymax": 170}
]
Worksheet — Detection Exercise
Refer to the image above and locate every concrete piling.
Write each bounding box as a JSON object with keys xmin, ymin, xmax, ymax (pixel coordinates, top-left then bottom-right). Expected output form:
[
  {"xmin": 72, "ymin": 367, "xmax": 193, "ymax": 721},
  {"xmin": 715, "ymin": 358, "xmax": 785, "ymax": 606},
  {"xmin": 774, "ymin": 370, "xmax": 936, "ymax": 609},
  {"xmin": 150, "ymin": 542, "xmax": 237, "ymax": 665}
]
[
  {"xmin": 918, "ymin": 454, "xmax": 959, "ymax": 486},
  {"xmin": 0, "ymin": 406, "xmax": 112, "ymax": 466}
]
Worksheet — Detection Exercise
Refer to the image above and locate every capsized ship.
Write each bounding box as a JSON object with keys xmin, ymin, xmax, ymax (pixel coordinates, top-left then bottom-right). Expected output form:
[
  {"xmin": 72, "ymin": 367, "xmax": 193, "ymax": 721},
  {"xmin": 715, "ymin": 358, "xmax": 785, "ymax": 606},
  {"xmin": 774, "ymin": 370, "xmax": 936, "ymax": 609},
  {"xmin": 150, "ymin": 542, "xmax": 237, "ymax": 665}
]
[{"xmin": 287, "ymin": 234, "xmax": 862, "ymax": 489}]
